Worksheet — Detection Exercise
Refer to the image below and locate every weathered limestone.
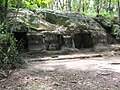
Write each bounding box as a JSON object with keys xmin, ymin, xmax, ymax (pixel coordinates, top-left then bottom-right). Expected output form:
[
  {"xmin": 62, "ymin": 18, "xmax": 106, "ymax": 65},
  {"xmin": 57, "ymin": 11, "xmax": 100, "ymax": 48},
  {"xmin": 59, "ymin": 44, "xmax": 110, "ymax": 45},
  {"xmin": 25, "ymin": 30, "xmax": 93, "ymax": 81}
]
[
  {"xmin": 7, "ymin": 8, "xmax": 56, "ymax": 31},
  {"xmin": 93, "ymin": 15, "xmax": 112, "ymax": 33},
  {"xmin": 42, "ymin": 31, "xmax": 64, "ymax": 50},
  {"xmin": 7, "ymin": 8, "xmax": 119, "ymax": 51},
  {"xmin": 111, "ymin": 24, "xmax": 120, "ymax": 43},
  {"xmin": 27, "ymin": 32, "xmax": 44, "ymax": 51}
]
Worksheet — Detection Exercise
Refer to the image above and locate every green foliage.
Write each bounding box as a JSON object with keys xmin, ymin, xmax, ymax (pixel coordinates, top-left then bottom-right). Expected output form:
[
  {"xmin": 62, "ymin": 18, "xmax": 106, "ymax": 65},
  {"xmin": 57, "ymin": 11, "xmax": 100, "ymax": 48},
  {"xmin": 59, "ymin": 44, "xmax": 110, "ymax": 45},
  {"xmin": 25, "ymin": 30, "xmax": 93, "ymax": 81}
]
[
  {"xmin": 0, "ymin": 19, "xmax": 25, "ymax": 77},
  {"xmin": 0, "ymin": 0, "xmax": 119, "ymax": 18},
  {"xmin": 14, "ymin": 0, "xmax": 51, "ymax": 9},
  {"xmin": 0, "ymin": 0, "xmax": 4, "ymax": 6},
  {"xmin": 72, "ymin": 0, "xmax": 78, "ymax": 11},
  {"xmin": 0, "ymin": 0, "xmax": 51, "ymax": 10}
]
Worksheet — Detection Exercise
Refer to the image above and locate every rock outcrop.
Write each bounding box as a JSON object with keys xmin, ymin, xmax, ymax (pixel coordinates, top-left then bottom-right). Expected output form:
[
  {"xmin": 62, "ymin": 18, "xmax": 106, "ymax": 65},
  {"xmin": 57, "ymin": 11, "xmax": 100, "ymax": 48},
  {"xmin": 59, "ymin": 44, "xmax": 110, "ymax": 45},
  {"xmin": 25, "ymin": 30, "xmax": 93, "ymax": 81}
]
[{"xmin": 6, "ymin": 8, "xmax": 119, "ymax": 51}]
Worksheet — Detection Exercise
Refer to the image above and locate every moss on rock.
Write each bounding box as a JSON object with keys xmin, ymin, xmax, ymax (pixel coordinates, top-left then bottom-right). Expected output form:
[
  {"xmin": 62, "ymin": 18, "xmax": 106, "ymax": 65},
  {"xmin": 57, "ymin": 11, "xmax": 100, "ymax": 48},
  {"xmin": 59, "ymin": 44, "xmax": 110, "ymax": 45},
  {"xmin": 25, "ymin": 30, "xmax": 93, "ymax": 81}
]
[{"xmin": 7, "ymin": 8, "xmax": 56, "ymax": 32}]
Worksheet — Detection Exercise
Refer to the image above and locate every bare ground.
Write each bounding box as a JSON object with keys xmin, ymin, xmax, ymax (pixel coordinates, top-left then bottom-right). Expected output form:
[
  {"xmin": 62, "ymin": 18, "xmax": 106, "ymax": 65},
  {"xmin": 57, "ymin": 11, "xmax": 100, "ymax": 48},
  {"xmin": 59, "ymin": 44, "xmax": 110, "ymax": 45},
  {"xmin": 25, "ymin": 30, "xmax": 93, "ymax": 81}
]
[{"xmin": 0, "ymin": 45, "xmax": 120, "ymax": 90}]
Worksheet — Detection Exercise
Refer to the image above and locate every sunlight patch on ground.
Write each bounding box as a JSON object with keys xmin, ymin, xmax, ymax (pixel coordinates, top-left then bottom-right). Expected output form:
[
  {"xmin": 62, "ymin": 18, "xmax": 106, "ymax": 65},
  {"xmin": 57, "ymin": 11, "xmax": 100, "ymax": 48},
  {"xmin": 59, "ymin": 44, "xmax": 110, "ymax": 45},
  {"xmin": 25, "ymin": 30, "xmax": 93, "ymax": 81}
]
[{"xmin": 29, "ymin": 57, "xmax": 120, "ymax": 73}]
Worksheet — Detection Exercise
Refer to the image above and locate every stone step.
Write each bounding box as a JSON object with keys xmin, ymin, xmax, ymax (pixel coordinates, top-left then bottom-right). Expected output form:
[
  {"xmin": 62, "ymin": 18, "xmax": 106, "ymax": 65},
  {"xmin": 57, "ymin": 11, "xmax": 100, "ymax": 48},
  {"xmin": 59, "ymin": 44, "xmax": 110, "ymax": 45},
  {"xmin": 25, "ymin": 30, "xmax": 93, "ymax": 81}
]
[{"xmin": 28, "ymin": 54, "xmax": 103, "ymax": 62}]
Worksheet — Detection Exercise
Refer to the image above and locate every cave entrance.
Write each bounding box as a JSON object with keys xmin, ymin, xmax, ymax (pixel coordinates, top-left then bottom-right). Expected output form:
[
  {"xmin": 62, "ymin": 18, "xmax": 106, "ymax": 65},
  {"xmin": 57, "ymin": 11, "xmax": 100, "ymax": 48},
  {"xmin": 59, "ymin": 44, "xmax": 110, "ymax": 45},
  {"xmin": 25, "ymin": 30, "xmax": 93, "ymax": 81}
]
[
  {"xmin": 74, "ymin": 32, "xmax": 93, "ymax": 49},
  {"xmin": 44, "ymin": 34, "xmax": 64, "ymax": 50},
  {"xmin": 13, "ymin": 31, "xmax": 28, "ymax": 51}
]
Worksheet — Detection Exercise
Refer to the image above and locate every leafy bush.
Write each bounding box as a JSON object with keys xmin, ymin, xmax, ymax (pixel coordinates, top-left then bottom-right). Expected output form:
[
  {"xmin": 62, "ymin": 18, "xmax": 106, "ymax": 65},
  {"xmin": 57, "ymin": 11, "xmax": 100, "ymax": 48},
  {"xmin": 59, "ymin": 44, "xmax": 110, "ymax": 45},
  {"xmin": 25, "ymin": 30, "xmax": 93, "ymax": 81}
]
[{"xmin": 0, "ymin": 21, "xmax": 25, "ymax": 77}]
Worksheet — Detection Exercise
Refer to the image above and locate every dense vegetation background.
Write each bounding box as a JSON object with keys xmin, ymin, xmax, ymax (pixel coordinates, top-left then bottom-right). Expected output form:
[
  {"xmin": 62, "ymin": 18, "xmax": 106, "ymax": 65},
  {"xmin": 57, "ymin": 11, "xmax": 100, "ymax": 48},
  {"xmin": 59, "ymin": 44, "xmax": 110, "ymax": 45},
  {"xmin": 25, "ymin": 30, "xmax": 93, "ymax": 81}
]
[{"xmin": 1, "ymin": 0, "xmax": 120, "ymax": 18}]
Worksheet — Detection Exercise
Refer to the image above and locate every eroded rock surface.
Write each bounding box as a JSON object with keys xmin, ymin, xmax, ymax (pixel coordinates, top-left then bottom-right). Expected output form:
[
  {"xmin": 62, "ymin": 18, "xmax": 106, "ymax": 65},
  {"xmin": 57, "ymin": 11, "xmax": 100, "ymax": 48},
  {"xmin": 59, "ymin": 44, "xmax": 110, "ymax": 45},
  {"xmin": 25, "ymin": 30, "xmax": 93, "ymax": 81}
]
[{"xmin": 7, "ymin": 8, "xmax": 120, "ymax": 51}]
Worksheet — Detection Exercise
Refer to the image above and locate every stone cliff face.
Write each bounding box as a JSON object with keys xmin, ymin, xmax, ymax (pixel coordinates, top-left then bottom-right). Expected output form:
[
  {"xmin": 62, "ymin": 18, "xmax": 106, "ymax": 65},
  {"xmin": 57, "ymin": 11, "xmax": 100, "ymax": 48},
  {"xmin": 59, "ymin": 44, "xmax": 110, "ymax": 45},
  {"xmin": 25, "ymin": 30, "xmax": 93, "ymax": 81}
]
[{"xmin": 7, "ymin": 8, "xmax": 119, "ymax": 51}]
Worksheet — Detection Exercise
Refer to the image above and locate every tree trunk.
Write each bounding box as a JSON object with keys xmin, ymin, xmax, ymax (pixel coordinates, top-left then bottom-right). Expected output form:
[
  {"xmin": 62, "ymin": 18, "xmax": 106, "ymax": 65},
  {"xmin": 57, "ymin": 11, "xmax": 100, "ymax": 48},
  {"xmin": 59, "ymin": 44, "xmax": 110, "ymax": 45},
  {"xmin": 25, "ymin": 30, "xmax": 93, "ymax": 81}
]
[
  {"xmin": 77, "ymin": 0, "xmax": 81, "ymax": 12},
  {"xmin": 4, "ymin": 0, "xmax": 8, "ymax": 17},
  {"xmin": 108, "ymin": 0, "xmax": 111, "ymax": 13},
  {"xmin": 82, "ymin": 0, "xmax": 85, "ymax": 12},
  {"xmin": 56, "ymin": 0, "xmax": 59, "ymax": 9},
  {"xmin": 63, "ymin": 0, "xmax": 65, "ymax": 9},
  {"xmin": 118, "ymin": 0, "xmax": 120, "ymax": 22},
  {"xmin": 68, "ymin": 0, "xmax": 71, "ymax": 11},
  {"xmin": 109, "ymin": 0, "xmax": 111, "ymax": 9},
  {"xmin": 96, "ymin": 0, "xmax": 100, "ymax": 14}
]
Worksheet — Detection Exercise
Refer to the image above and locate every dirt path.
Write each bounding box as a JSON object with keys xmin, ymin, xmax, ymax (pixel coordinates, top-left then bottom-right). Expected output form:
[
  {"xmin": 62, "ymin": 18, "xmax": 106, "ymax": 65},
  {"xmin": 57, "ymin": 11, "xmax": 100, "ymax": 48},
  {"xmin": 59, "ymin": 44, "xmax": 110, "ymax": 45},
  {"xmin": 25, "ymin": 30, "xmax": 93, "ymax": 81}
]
[
  {"xmin": 29, "ymin": 56, "xmax": 120, "ymax": 73},
  {"xmin": 0, "ymin": 55, "xmax": 120, "ymax": 90}
]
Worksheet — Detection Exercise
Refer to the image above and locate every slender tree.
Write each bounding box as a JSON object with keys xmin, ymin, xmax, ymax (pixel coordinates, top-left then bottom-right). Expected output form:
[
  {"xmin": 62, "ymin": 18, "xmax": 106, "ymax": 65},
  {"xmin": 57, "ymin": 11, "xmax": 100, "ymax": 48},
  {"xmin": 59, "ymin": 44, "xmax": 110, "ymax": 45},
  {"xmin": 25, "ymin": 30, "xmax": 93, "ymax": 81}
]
[
  {"xmin": 68, "ymin": 0, "xmax": 72, "ymax": 11},
  {"xmin": 82, "ymin": 0, "xmax": 85, "ymax": 12},
  {"xmin": 4, "ymin": 0, "xmax": 8, "ymax": 17},
  {"xmin": 77, "ymin": 0, "xmax": 81, "ymax": 12},
  {"xmin": 118, "ymin": 0, "xmax": 120, "ymax": 22},
  {"xmin": 96, "ymin": 0, "xmax": 100, "ymax": 14}
]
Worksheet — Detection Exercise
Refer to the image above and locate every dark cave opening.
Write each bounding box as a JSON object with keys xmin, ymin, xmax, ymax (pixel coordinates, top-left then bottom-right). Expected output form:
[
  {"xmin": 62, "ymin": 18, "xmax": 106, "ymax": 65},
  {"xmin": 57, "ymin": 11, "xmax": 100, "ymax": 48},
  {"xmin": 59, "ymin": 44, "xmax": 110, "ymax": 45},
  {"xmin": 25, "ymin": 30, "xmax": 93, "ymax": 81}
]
[
  {"xmin": 45, "ymin": 34, "xmax": 64, "ymax": 50},
  {"xmin": 74, "ymin": 32, "xmax": 93, "ymax": 49},
  {"xmin": 13, "ymin": 31, "xmax": 28, "ymax": 51}
]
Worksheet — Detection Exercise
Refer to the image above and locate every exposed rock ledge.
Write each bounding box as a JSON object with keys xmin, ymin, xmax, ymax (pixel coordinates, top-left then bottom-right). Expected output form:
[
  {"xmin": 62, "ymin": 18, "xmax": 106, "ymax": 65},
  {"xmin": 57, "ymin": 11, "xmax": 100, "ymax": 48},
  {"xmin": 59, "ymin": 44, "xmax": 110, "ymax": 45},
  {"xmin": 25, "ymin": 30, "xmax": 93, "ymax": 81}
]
[{"xmin": 7, "ymin": 8, "xmax": 119, "ymax": 51}]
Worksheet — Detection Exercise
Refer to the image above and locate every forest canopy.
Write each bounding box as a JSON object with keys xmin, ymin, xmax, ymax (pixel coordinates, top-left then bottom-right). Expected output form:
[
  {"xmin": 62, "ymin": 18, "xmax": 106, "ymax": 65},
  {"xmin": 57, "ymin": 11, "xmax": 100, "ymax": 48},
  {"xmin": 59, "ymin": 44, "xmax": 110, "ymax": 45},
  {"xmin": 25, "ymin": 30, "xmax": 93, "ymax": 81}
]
[{"xmin": 0, "ymin": 0, "xmax": 120, "ymax": 18}]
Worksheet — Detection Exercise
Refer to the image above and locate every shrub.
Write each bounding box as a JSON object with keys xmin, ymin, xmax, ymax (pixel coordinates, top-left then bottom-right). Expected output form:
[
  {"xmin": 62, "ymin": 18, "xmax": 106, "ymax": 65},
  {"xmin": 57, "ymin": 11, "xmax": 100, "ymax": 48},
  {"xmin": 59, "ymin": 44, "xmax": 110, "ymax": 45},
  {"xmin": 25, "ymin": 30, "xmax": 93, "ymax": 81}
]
[{"xmin": 0, "ymin": 22, "xmax": 25, "ymax": 77}]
